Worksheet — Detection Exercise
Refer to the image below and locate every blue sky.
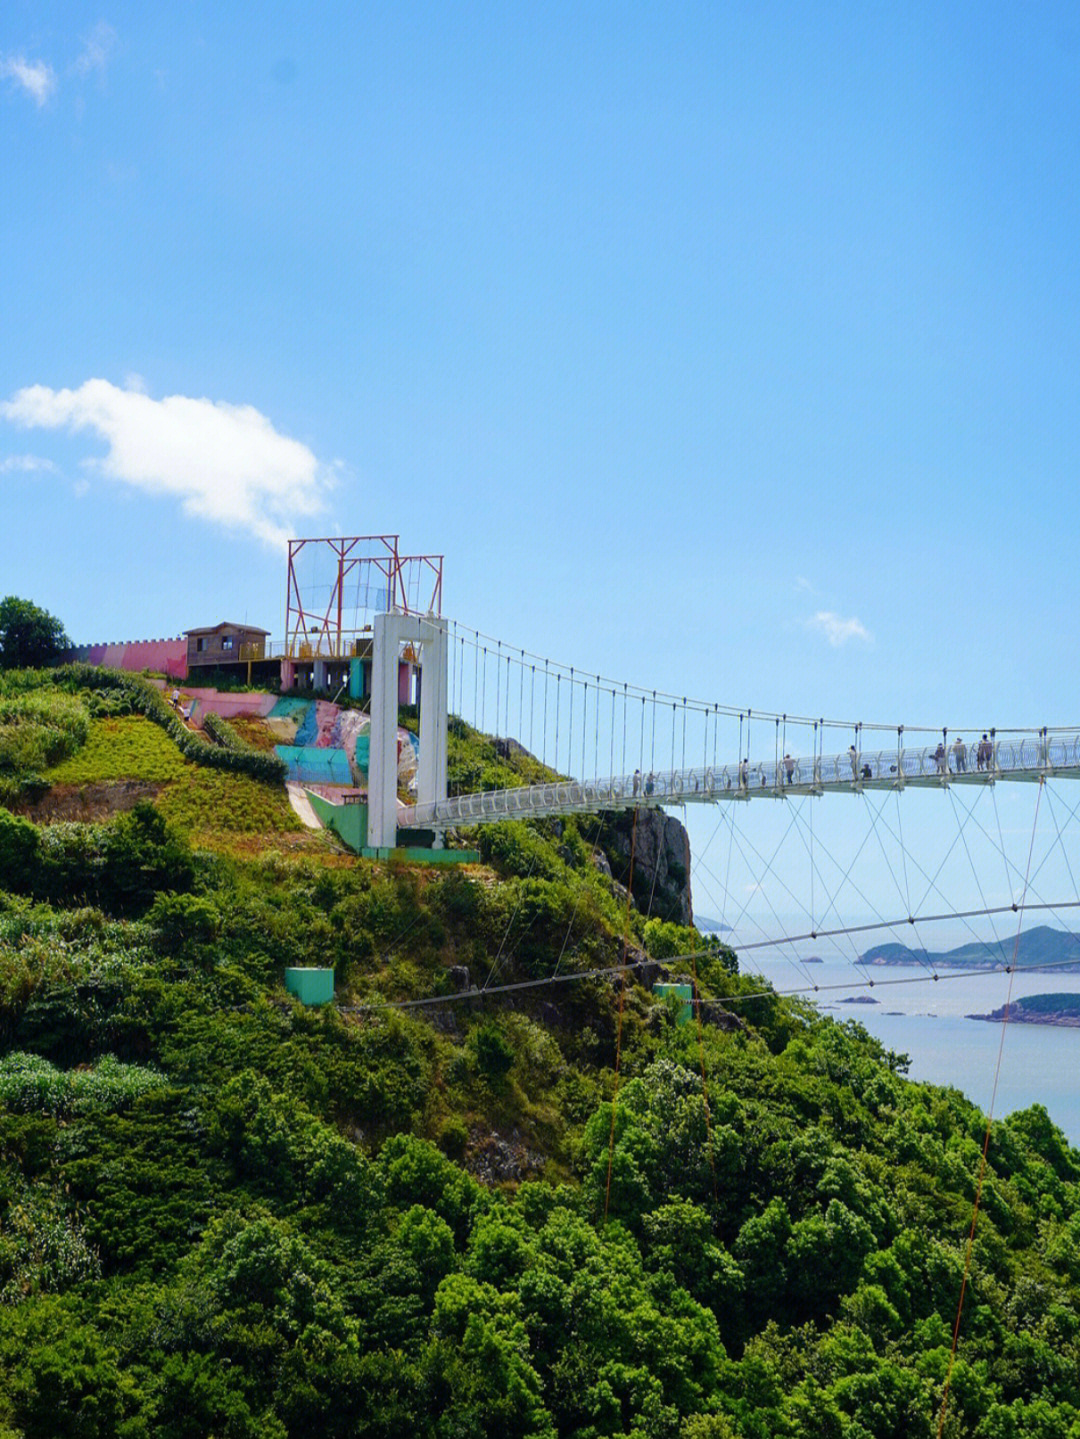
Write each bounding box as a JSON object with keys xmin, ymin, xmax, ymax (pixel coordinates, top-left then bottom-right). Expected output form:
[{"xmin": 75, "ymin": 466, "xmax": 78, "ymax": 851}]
[{"xmin": 4, "ymin": 3, "xmax": 1080, "ymax": 936}]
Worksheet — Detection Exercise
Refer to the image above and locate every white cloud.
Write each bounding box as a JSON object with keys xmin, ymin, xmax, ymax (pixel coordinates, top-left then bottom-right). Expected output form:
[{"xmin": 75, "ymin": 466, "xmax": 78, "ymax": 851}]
[
  {"xmin": 807, "ymin": 610, "xmax": 872, "ymax": 647},
  {"xmin": 0, "ymin": 55, "xmax": 57, "ymax": 106},
  {"xmin": 1, "ymin": 453, "xmax": 59, "ymax": 475},
  {"xmin": 72, "ymin": 22, "xmax": 117, "ymax": 80},
  {"xmin": 1, "ymin": 379, "xmax": 334, "ymax": 549}
]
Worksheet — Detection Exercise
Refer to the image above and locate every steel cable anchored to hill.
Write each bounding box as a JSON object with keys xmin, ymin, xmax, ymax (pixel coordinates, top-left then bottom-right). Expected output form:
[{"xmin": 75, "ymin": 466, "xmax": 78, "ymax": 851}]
[{"xmin": 337, "ymin": 902, "xmax": 1080, "ymax": 1017}]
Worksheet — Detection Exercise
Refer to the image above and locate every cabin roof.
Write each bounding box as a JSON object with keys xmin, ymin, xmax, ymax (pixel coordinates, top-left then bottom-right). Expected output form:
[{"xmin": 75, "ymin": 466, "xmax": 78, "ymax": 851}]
[{"xmin": 184, "ymin": 622, "xmax": 270, "ymax": 638}]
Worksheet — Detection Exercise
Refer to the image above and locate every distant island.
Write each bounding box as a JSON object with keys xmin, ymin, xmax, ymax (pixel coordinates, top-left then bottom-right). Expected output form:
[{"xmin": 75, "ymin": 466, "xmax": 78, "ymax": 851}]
[
  {"xmin": 856, "ymin": 925, "xmax": 1080, "ymax": 972},
  {"xmin": 967, "ymin": 992, "xmax": 1080, "ymax": 1028},
  {"xmin": 695, "ymin": 915, "xmax": 732, "ymax": 933}
]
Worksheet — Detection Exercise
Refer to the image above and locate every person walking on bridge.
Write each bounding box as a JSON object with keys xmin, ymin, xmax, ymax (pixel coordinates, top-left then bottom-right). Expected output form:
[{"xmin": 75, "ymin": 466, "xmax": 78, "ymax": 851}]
[{"xmin": 952, "ymin": 737, "xmax": 967, "ymax": 773}]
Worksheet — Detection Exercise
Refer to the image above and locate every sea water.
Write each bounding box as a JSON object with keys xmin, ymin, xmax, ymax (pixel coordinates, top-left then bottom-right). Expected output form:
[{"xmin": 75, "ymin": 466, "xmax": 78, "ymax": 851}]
[{"xmin": 739, "ymin": 953, "xmax": 1080, "ymax": 1147}]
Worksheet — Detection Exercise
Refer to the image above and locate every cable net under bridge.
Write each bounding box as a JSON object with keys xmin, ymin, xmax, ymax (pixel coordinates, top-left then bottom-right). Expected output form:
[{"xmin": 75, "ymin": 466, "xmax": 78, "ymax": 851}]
[{"xmin": 399, "ymin": 620, "xmax": 1080, "ymax": 831}]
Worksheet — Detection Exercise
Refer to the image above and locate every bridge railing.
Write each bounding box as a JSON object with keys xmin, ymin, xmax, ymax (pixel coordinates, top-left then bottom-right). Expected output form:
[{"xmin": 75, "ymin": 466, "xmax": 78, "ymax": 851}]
[{"xmin": 400, "ymin": 729, "xmax": 1080, "ymax": 828}]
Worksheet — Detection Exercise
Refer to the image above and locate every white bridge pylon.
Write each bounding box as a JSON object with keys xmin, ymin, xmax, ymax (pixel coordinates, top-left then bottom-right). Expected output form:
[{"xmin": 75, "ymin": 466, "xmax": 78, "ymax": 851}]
[
  {"xmin": 369, "ymin": 611, "xmax": 447, "ymax": 848},
  {"xmin": 366, "ymin": 613, "xmax": 1080, "ymax": 840}
]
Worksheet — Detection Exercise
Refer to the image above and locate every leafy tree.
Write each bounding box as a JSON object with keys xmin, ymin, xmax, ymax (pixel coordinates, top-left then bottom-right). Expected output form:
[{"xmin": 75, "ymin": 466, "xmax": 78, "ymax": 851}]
[
  {"xmin": 148, "ymin": 893, "xmax": 222, "ymax": 954},
  {"xmin": 0, "ymin": 598, "xmax": 69, "ymax": 670},
  {"xmin": 423, "ymin": 1273, "xmax": 557, "ymax": 1439}
]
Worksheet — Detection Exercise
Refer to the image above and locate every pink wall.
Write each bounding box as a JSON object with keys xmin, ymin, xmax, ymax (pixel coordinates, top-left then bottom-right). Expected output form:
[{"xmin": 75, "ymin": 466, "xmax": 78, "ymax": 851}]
[{"xmin": 65, "ymin": 639, "xmax": 187, "ymax": 679}]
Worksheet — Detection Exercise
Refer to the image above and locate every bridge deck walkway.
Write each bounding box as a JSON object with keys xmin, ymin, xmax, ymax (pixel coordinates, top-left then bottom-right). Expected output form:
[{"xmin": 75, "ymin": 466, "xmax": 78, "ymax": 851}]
[{"xmin": 399, "ymin": 731, "xmax": 1080, "ymax": 830}]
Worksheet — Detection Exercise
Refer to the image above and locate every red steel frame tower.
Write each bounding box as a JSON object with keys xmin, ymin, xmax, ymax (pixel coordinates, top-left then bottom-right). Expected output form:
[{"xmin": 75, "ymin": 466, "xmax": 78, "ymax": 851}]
[{"xmin": 284, "ymin": 536, "xmax": 443, "ymax": 659}]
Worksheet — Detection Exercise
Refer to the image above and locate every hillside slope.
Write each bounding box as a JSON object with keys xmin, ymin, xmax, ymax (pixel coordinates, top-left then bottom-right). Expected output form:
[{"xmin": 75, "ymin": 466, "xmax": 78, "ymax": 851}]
[{"xmin": 1, "ymin": 667, "xmax": 1080, "ymax": 1437}]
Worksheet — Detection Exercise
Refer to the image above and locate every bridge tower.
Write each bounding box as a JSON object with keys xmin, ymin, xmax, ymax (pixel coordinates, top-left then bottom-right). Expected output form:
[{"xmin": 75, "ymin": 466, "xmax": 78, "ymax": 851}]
[{"xmin": 368, "ymin": 610, "xmax": 448, "ymax": 849}]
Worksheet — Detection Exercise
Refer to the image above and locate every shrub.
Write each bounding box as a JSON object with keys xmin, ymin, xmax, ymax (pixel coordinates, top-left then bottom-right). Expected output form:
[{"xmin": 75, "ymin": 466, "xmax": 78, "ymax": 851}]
[
  {"xmin": 472, "ymin": 1023, "xmax": 515, "ymax": 1082},
  {"xmin": 202, "ymin": 712, "xmax": 246, "ymax": 751},
  {"xmin": 148, "ymin": 892, "xmax": 223, "ymax": 951},
  {"xmin": 438, "ymin": 1115, "xmax": 469, "ymax": 1159},
  {"xmin": 0, "ymin": 692, "xmax": 89, "ymax": 775},
  {"xmin": 0, "ymin": 1052, "xmax": 167, "ymax": 1116},
  {"xmin": 0, "ymin": 802, "xmax": 196, "ymax": 915},
  {"xmin": 0, "ymin": 808, "xmax": 41, "ymax": 890},
  {"xmin": 476, "ymin": 821, "xmax": 562, "ymax": 881},
  {"xmin": 0, "ymin": 1182, "xmax": 101, "ymax": 1299}
]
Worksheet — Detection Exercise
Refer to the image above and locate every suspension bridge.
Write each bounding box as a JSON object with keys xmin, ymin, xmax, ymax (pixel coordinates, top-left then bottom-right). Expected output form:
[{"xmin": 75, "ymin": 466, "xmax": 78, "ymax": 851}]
[
  {"xmin": 363, "ymin": 615, "xmax": 1080, "ymax": 842},
  {"xmin": 284, "ymin": 542, "xmax": 1080, "ymax": 1173},
  {"xmin": 278, "ymin": 541, "xmax": 1080, "ymax": 1003},
  {"xmin": 362, "ymin": 612, "xmax": 1080, "ymax": 996}
]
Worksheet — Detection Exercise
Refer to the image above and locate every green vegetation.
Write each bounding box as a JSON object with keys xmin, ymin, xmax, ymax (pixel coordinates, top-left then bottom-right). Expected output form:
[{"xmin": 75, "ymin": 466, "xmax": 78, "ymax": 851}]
[
  {"xmin": 0, "ymin": 1053, "xmax": 167, "ymax": 1116},
  {"xmin": 201, "ymin": 711, "xmax": 247, "ymax": 751},
  {"xmin": 156, "ymin": 767, "xmax": 303, "ymax": 839},
  {"xmin": 446, "ymin": 714, "xmax": 562, "ymax": 794},
  {"xmin": 225, "ymin": 715, "xmax": 280, "ymax": 752},
  {"xmin": 43, "ymin": 715, "xmax": 189, "ymax": 784},
  {"xmin": 0, "ymin": 665, "xmax": 1079, "ymax": 1434},
  {"xmin": 10, "ymin": 664, "xmax": 288, "ymax": 785},
  {"xmin": 0, "ymin": 693, "xmax": 89, "ymax": 788},
  {"xmin": 0, "ymin": 802, "xmax": 196, "ymax": 916}
]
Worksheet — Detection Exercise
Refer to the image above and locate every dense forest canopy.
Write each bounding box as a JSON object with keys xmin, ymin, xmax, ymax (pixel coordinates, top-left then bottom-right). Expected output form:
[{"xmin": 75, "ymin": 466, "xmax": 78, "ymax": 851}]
[{"xmin": 0, "ymin": 650, "xmax": 1079, "ymax": 1437}]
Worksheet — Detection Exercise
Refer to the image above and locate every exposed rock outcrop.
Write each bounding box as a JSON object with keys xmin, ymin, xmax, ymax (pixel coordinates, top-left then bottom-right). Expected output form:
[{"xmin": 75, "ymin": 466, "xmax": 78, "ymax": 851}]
[
  {"xmin": 596, "ymin": 808, "xmax": 693, "ymax": 926},
  {"xmin": 466, "ymin": 1130, "xmax": 547, "ymax": 1184}
]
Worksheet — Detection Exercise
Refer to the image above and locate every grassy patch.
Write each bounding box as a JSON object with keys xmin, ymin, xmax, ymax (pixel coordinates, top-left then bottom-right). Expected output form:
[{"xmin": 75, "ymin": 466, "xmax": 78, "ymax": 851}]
[
  {"xmin": 158, "ymin": 767, "xmax": 304, "ymax": 837},
  {"xmin": 223, "ymin": 716, "xmax": 279, "ymax": 753},
  {"xmin": 207, "ymin": 830, "xmax": 353, "ymax": 861},
  {"xmin": 44, "ymin": 716, "xmax": 189, "ymax": 784}
]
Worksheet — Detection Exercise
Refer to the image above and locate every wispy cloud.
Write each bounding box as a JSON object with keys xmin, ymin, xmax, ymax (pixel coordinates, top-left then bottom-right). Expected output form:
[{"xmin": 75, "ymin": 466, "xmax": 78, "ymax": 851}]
[
  {"xmin": 0, "ymin": 453, "xmax": 59, "ymax": 475},
  {"xmin": 72, "ymin": 22, "xmax": 116, "ymax": 80},
  {"xmin": 0, "ymin": 55, "xmax": 57, "ymax": 107},
  {"xmin": 1, "ymin": 379, "xmax": 335, "ymax": 549},
  {"xmin": 807, "ymin": 610, "xmax": 872, "ymax": 647}
]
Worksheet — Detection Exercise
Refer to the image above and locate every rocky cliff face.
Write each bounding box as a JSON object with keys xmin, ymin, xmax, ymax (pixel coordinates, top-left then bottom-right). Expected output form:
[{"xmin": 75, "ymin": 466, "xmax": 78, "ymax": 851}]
[
  {"xmin": 488, "ymin": 735, "xmax": 695, "ymax": 927},
  {"xmin": 596, "ymin": 807, "xmax": 693, "ymax": 927}
]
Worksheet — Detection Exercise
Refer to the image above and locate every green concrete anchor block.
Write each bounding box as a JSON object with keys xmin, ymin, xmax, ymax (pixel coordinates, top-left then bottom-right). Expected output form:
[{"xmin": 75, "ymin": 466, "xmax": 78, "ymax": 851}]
[{"xmin": 284, "ymin": 967, "xmax": 335, "ymax": 1006}]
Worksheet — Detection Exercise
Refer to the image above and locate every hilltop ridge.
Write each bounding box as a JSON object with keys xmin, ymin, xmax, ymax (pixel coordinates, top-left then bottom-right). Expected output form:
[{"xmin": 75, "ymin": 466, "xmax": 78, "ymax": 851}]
[{"xmin": 857, "ymin": 923, "xmax": 1080, "ymax": 970}]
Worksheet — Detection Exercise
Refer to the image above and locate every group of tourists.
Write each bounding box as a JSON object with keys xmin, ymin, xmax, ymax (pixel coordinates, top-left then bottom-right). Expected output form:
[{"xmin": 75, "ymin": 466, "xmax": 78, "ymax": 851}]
[
  {"xmin": 625, "ymin": 731, "xmax": 1000, "ymax": 797},
  {"xmin": 931, "ymin": 734, "xmax": 994, "ymax": 775},
  {"xmin": 631, "ymin": 770, "xmax": 655, "ymax": 796}
]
